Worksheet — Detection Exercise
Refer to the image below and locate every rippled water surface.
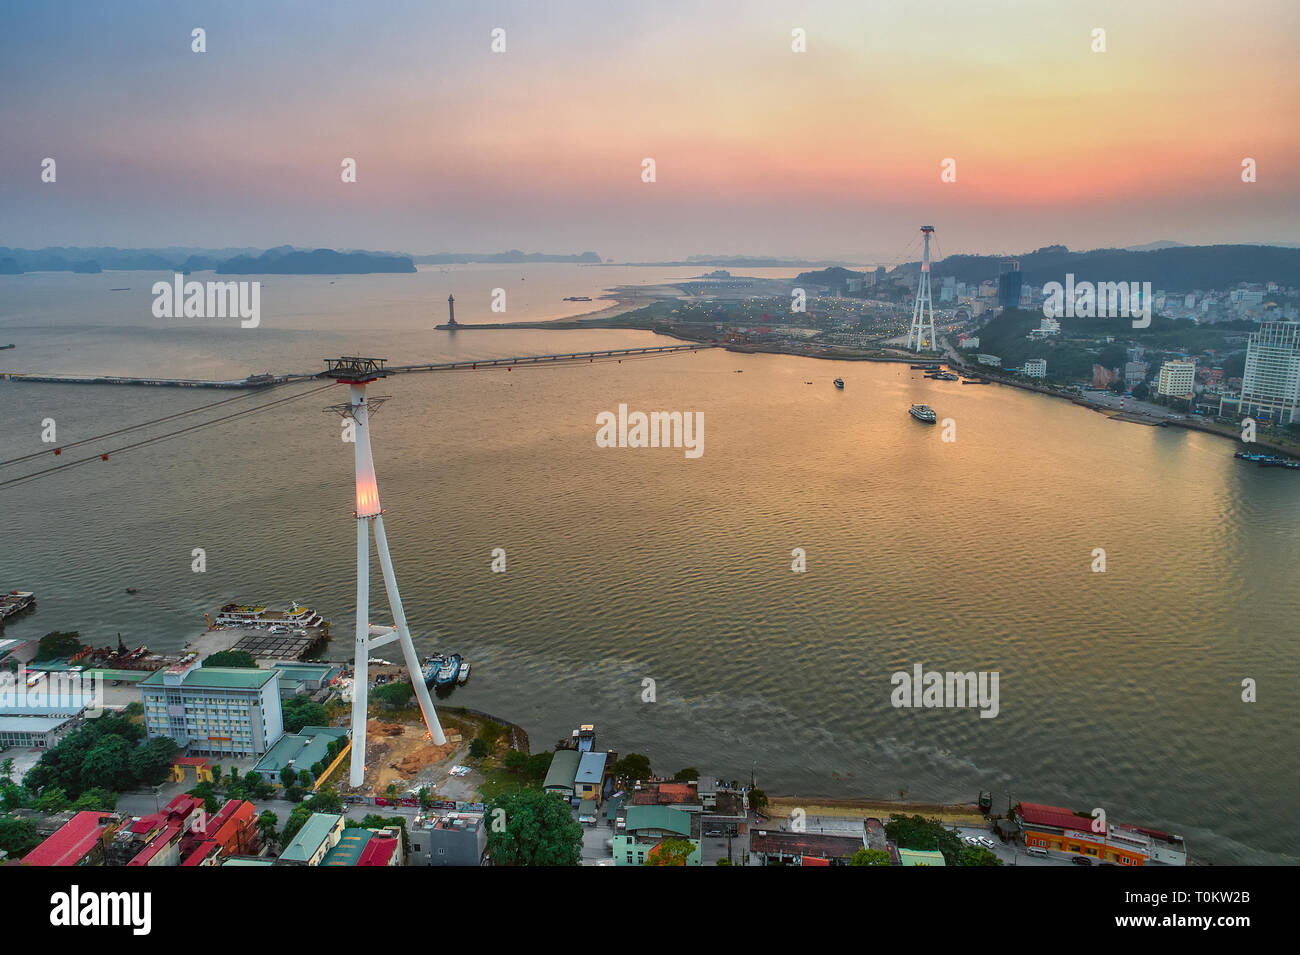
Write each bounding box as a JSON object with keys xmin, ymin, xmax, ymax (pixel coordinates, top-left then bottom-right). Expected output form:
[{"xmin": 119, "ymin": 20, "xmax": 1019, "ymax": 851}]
[{"xmin": 2, "ymin": 268, "xmax": 1297, "ymax": 864}]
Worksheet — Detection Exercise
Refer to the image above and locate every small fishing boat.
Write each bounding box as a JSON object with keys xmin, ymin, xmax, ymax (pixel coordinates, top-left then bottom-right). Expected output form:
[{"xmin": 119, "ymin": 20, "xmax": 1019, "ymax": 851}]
[
  {"xmin": 833, "ymin": 378, "xmax": 844, "ymax": 389},
  {"xmin": 456, "ymin": 662, "xmax": 471, "ymax": 685}
]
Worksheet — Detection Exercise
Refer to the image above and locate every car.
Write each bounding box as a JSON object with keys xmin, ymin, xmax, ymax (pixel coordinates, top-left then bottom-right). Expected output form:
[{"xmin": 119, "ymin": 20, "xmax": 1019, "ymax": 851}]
[
  {"xmin": 1072, "ymin": 856, "xmax": 1093, "ymax": 866},
  {"xmin": 978, "ymin": 836, "xmax": 996, "ymax": 849}
]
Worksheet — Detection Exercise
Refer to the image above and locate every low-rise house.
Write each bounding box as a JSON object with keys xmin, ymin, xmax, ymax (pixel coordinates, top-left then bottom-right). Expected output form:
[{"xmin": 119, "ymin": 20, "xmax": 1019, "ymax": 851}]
[
  {"xmin": 897, "ymin": 848, "xmax": 946, "ymax": 866},
  {"xmin": 613, "ymin": 805, "xmax": 700, "ymax": 866},
  {"xmin": 278, "ymin": 812, "xmax": 345, "ymax": 866},
  {"xmin": 21, "ymin": 811, "xmax": 122, "ymax": 866},
  {"xmin": 749, "ymin": 830, "xmax": 865, "ymax": 866},
  {"xmin": 542, "ymin": 749, "xmax": 581, "ymax": 801},
  {"xmin": 409, "ymin": 811, "xmax": 486, "ymax": 867}
]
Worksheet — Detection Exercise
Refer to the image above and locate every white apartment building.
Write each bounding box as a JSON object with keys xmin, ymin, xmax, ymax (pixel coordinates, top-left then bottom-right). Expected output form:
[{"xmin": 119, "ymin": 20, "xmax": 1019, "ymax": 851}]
[
  {"xmin": 1239, "ymin": 321, "xmax": 1300, "ymax": 423},
  {"xmin": 1022, "ymin": 358, "xmax": 1047, "ymax": 378},
  {"xmin": 141, "ymin": 660, "xmax": 284, "ymax": 757},
  {"xmin": 1157, "ymin": 360, "xmax": 1196, "ymax": 397}
]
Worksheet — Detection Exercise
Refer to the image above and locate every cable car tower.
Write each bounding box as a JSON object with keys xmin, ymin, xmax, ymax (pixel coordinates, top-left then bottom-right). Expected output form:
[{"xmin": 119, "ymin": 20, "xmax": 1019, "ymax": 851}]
[
  {"xmin": 907, "ymin": 225, "xmax": 937, "ymax": 352},
  {"xmin": 324, "ymin": 357, "xmax": 446, "ymax": 788}
]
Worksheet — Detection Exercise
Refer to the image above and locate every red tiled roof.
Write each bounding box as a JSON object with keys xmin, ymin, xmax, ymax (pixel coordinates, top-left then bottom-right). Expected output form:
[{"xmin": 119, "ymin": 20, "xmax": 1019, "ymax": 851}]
[
  {"xmin": 22, "ymin": 812, "xmax": 116, "ymax": 866},
  {"xmin": 357, "ymin": 836, "xmax": 398, "ymax": 866},
  {"xmin": 1017, "ymin": 802, "xmax": 1105, "ymax": 835},
  {"xmin": 750, "ymin": 830, "xmax": 864, "ymax": 859},
  {"xmin": 181, "ymin": 840, "xmax": 221, "ymax": 866},
  {"xmin": 632, "ymin": 783, "xmax": 698, "ymax": 805},
  {"xmin": 128, "ymin": 821, "xmax": 183, "ymax": 866},
  {"xmin": 173, "ymin": 757, "xmax": 209, "ymax": 767},
  {"xmin": 801, "ymin": 856, "xmax": 830, "ymax": 866}
]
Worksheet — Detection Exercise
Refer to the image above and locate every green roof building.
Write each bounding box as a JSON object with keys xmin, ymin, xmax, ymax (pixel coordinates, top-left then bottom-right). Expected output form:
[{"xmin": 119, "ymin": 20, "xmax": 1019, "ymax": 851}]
[
  {"xmin": 279, "ymin": 812, "xmax": 345, "ymax": 865},
  {"xmin": 542, "ymin": 749, "xmax": 582, "ymax": 799},
  {"xmin": 140, "ymin": 661, "xmax": 283, "ymax": 758},
  {"xmin": 897, "ymin": 848, "xmax": 947, "ymax": 867},
  {"xmin": 613, "ymin": 805, "xmax": 700, "ymax": 866},
  {"xmin": 253, "ymin": 725, "xmax": 350, "ymax": 784}
]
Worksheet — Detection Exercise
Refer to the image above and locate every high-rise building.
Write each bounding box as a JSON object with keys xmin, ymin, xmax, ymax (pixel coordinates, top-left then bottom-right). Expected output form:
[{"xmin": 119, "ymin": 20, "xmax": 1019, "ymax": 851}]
[
  {"xmin": 1157, "ymin": 360, "xmax": 1196, "ymax": 397},
  {"xmin": 1239, "ymin": 321, "xmax": 1300, "ymax": 423},
  {"xmin": 1022, "ymin": 358, "xmax": 1047, "ymax": 378},
  {"xmin": 140, "ymin": 661, "xmax": 284, "ymax": 757},
  {"xmin": 998, "ymin": 260, "xmax": 1022, "ymax": 308}
]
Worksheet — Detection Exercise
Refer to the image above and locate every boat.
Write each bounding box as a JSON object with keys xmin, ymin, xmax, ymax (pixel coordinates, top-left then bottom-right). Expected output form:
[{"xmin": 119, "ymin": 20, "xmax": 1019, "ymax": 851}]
[
  {"xmin": 125, "ymin": 587, "xmax": 138, "ymax": 595},
  {"xmin": 0, "ymin": 591, "xmax": 36, "ymax": 619},
  {"xmin": 456, "ymin": 662, "xmax": 471, "ymax": 685},
  {"xmin": 435, "ymin": 653, "xmax": 463, "ymax": 686},
  {"xmin": 422, "ymin": 654, "xmax": 445, "ymax": 686},
  {"xmin": 833, "ymin": 378, "xmax": 844, "ymax": 389},
  {"xmin": 215, "ymin": 601, "xmax": 324, "ymax": 629},
  {"xmin": 932, "ymin": 372, "xmax": 960, "ymax": 381},
  {"xmin": 910, "ymin": 363, "xmax": 941, "ymax": 370},
  {"xmin": 909, "ymin": 404, "xmax": 937, "ymax": 423},
  {"xmin": 961, "ymin": 378, "xmax": 991, "ymax": 385},
  {"xmin": 0, "ymin": 343, "xmax": 14, "ymax": 350},
  {"xmin": 562, "ymin": 296, "xmax": 592, "ymax": 302}
]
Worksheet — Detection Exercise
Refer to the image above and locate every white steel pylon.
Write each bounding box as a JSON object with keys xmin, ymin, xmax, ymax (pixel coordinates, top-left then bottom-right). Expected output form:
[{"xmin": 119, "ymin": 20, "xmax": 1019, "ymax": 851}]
[
  {"xmin": 907, "ymin": 225, "xmax": 937, "ymax": 352},
  {"xmin": 324, "ymin": 358, "xmax": 446, "ymax": 789}
]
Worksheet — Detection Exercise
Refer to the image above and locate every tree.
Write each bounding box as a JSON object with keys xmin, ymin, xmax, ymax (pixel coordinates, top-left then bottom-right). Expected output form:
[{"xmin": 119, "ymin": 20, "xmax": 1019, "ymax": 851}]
[
  {"xmin": 202, "ymin": 650, "xmax": 257, "ymax": 668},
  {"xmin": 372, "ymin": 680, "xmax": 413, "ymax": 709},
  {"xmin": 0, "ymin": 816, "xmax": 41, "ymax": 858},
  {"xmin": 484, "ymin": 789, "xmax": 582, "ymax": 866},
  {"xmin": 850, "ymin": 848, "xmax": 892, "ymax": 866},
  {"xmin": 613, "ymin": 753, "xmax": 652, "ymax": 785},
  {"xmin": 35, "ymin": 631, "xmax": 83, "ymax": 662},
  {"xmin": 645, "ymin": 838, "xmax": 694, "ymax": 866},
  {"xmin": 72, "ymin": 788, "xmax": 118, "ymax": 811},
  {"xmin": 673, "ymin": 767, "xmax": 700, "ymax": 782},
  {"xmin": 128, "ymin": 737, "xmax": 178, "ymax": 788},
  {"xmin": 280, "ymin": 767, "xmax": 298, "ymax": 788},
  {"xmin": 1132, "ymin": 381, "xmax": 1150, "ymax": 400},
  {"xmin": 281, "ymin": 698, "xmax": 327, "ymax": 734},
  {"xmin": 281, "ymin": 804, "xmax": 313, "ymax": 845},
  {"xmin": 0, "ymin": 758, "xmax": 14, "ymax": 784},
  {"xmin": 748, "ymin": 789, "xmax": 769, "ymax": 814},
  {"xmin": 958, "ymin": 846, "xmax": 1004, "ymax": 866},
  {"xmin": 468, "ymin": 738, "xmax": 489, "ymax": 759},
  {"xmin": 884, "ymin": 815, "xmax": 964, "ymax": 865},
  {"xmin": 306, "ymin": 787, "xmax": 342, "ymax": 814},
  {"xmin": 34, "ymin": 787, "xmax": 71, "ymax": 813},
  {"xmin": 257, "ymin": 810, "xmax": 279, "ymax": 849}
]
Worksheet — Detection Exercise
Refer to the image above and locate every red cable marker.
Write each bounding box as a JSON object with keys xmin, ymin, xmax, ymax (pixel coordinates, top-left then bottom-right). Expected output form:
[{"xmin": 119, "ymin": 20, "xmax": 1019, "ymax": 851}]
[
  {"xmin": 101, "ymin": 454, "xmax": 109, "ymax": 461},
  {"xmin": 54, "ymin": 448, "xmax": 62, "ymax": 455}
]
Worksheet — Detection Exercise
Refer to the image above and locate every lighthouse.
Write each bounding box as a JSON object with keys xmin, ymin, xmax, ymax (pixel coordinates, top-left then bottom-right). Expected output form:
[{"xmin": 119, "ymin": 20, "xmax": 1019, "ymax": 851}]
[{"xmin": 446, "ymin": 293, "xmax": 457, "ymax": 327}]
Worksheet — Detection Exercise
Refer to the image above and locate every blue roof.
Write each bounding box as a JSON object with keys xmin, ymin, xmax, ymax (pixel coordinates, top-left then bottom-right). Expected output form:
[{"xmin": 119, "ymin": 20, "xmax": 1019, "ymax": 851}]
[{"xmin": 575, "ymin": 751, "xmax": 607, "ymax": 785}]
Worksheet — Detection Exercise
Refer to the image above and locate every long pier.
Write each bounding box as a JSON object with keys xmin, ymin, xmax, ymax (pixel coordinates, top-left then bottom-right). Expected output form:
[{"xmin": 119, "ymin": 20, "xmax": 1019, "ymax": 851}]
[{"xmin": 0, "ymin": 344, "xmax": 715, "ymax": 389}]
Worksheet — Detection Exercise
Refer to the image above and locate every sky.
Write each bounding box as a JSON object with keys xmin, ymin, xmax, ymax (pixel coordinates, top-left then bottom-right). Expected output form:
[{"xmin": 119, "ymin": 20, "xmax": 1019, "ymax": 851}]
[{"xmin": 2, "ymin": 0, "xmax": 1298, "ymax": 261}]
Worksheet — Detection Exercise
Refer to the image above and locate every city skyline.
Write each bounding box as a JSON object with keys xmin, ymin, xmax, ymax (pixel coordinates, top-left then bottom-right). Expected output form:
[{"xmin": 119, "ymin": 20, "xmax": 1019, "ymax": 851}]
[{"xmin": 2, "ymin": 0, "xmax": 1298, "ymax": 258}]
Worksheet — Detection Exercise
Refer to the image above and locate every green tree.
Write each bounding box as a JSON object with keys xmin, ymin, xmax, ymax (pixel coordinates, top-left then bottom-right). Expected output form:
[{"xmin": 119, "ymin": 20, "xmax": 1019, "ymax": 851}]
[
  {"xmin": 306, "ymin": 787, "xmax": 342, "ymax": 814},
  {"xmin": 72, "ymin": 788, "xmax": 118, "ymax": 811},
  {"xmin": 129, "ymin": 737, "xmax": 179, "ymax": 788},
  {"xmin": 850, "ymin": 848, "xmax": 892, "ymax": 866},
  {"xmin": 372, "ymin": 680, "xmax": 413, "ymax": 709},
  {"xmin": 257, "ymin": 810, "xmax": 279, "ymax": 848},
  {"xmin": 202, "ymin": 650, "xmax": 257, "ymax": 668},
  {"xmin": 613, "ymin": 753, "xmax": 652, "ymax": 785},
  {"xmin": 673, "ymin": 767, "xmax": 700, "ymax": 782},
  {"xmin": 0, "ymin": 758, "xmax": 15, "ymax": 784},
  {"xmin": 468, "ymin": 738, "xmax": 489, "ymax": 759},
  {"xmin": 645, "ymin": 838, "xmax": 695, "ymax": 866},
  {"xmin": 281, "ymin": 698, "xmax": 327, "ymax": 734},
  {"xmin": 884, "ymin": 815, "xmax": 964, "ymax": 865},
  {"xmin": 484, "ymin": 789, "xmax": 582, "ymax": 866},
  {"xmin": 281, "ymin": 804, "xmax": 313, "ymax": 845},
  {"xmin": 958, "ymin": 845, "xmax": 1004, "ymax": 866},
  {"xmin": 81, "ymin": 736, "xmax": 133, "ymax": 792},
  {"xmin": 34, "ymin": 787, "xmax": 71, "ymax": 813},
  {"xmin": 0, "ymin": 816, "xmax": 41, "ymax": 857},
  {"xmin": 34, "ymin": 631, "xmax": 83, "ymax": 662},
  {"xmin": 748, "ymin": 789, "xmax": 769, "ymax": 814}
]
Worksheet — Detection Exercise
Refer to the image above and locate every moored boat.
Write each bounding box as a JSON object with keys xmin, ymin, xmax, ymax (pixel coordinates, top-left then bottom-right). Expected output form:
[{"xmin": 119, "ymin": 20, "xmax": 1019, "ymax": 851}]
[
  {"xmin": 435, "ymin": 653, "xmax": 463, "ymax": 686},
  {"xmin": 833, "ymin": 378, "xmax": 844, "ymax": 389},
  {"xmin": 456, "ymin": 662, "xmax": 471, "ymax": 685},
  {"xmin": 215, "ymin": 601, "xmax": 324, "ymax": 629}
]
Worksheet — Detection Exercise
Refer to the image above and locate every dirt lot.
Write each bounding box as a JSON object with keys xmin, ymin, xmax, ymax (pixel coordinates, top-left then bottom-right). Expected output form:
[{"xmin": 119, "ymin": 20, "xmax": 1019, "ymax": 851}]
[
  {"xmin": 764, "ymin": 796, "xmax": 986, "ymax": 827},
  {"xmin": 358, "ymin": 720, "xmax": 462, "ymax": 795}
]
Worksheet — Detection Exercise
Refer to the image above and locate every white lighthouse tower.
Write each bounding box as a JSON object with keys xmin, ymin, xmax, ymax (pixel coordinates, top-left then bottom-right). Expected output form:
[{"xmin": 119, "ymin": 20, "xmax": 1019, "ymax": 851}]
[
  {"xmin": 324, "ymin": 357, "xmax": 446, "ymax": 788},
  {"xmin": 907, "ymin": 225, "xmax": 937, "ymax": 352}
]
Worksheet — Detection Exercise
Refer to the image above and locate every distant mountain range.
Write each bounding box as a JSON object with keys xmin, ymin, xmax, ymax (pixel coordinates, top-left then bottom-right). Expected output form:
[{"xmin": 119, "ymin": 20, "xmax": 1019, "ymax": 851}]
[
  {"xmin": 907, "ymin": 245, "xmax": 1300, "ymax": 289},
  {"xmin": 0, "ymin": 245, "xmax": 415, "ymax": 275},
  {"xmin": 413, "ymin": 250, "xmax": 602, "ymax": 264}
]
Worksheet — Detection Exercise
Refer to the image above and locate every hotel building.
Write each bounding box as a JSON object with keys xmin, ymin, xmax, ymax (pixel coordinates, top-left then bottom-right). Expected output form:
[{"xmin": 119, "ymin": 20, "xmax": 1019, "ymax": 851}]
[
  {"xmin": 1239, "ymin": 320, "xmax": 1300, "ymax": 423},
  {"xmin": 1157, "ymin": 360, "xmax": 1196, "ymax": 397},
  {"xmin": 1014, "ymin": 802, "xmax": 1187, "ymax": 866}
]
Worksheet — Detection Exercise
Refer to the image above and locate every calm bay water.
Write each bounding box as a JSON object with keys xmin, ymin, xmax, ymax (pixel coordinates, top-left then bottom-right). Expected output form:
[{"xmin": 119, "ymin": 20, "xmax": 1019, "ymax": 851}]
[{"xmin": 2, "ymin": 267, "xmax": 1297, "ymax": 864}]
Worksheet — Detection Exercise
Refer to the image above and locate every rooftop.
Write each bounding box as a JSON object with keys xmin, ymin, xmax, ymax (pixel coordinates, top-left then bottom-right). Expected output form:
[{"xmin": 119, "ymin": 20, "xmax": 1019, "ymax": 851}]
[
  {"xmin": 542, "ymin": 749, "xmax": 581, "ymax": 790},
  {"xmin": 253, "ymin": 725, "xmax": 349, "ymax": 778},
  {"xmin": 21, "ymin": 811, "xmax": 117, "ymax": 866},
  {"xmin": 279, "ymin": 813, "xmax": 343, "ymax": 863},
  {"xmin": 575, "ymin": 751, "xmax": 608, "ymax": 785},
  {"xmin": 623, "ymin": 805, "xmax": 692, "ymax": 837},
  {"xmin": 750, "ymin": 830, "xmax": 864, "ymax": 859},
  {"xmin": 1017, "ymin": 801, "xmax": 1104, "ymax": 835},
  {"xmin": 140, "ymin": 666, "xmax": 277, "ymax": 690}
]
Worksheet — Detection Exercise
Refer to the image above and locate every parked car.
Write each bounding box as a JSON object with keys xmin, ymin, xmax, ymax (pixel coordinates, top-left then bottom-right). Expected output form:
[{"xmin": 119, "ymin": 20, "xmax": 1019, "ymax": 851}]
[
  {"xmin": 1072, "ymin": 856, "xmax": 1094, "ymax": 866},
  {"xmin": 978, "ymin": 836, "xmax": 996, "ymax": 849}
]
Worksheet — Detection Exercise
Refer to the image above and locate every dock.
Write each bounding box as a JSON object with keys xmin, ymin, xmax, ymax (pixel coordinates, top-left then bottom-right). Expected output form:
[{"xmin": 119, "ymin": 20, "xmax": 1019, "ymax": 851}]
[{"xmin": 0, "ymin": 372, "xmax": 314, "ymax": 389}]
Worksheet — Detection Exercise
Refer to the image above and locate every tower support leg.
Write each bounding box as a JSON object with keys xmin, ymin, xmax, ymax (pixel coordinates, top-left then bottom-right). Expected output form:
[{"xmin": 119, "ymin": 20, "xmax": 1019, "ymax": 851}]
[{"xmin": 348, "ymin": 517, "xmax": 371, "ymax": 787}]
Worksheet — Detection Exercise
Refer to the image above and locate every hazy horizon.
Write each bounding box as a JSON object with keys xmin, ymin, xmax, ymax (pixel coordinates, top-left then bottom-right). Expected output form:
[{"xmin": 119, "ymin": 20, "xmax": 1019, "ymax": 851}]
[{"xmin": 3, "ymin": 0, "xmax": 1298, "ymax": 259}]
